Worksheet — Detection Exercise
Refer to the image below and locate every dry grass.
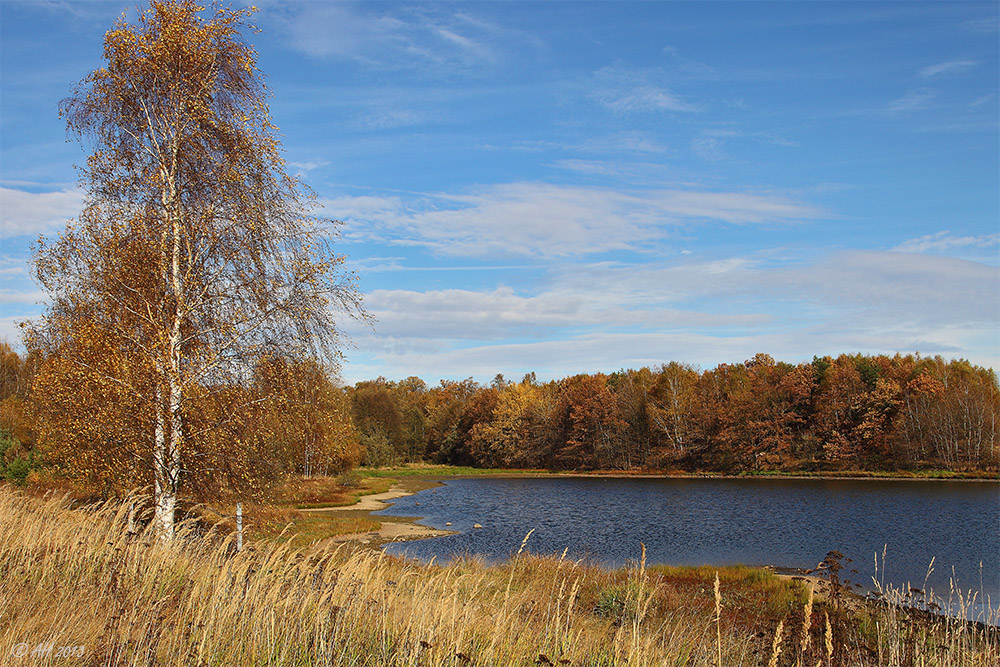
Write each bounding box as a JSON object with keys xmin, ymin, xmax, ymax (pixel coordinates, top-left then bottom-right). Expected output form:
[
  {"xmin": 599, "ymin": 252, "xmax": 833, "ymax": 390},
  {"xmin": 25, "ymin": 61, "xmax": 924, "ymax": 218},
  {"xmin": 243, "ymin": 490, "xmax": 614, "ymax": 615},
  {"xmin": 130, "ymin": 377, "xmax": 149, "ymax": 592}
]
[{"xmin": 0, "ymin": 485, "xmax": 995, "ymax": 666}]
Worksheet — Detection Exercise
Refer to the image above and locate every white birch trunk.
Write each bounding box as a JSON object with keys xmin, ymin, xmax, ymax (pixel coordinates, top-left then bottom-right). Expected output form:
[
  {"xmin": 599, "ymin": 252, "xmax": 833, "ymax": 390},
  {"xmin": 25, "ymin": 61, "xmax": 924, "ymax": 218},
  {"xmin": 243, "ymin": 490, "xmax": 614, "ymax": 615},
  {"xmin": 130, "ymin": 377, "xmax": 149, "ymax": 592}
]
[
  {"xmin": 153, "ymin": 147, "xmax": 184, "ymax": 540},
  {"xmin": 152, "ymin": 392, "xmax": 172, "ymax": 538}
]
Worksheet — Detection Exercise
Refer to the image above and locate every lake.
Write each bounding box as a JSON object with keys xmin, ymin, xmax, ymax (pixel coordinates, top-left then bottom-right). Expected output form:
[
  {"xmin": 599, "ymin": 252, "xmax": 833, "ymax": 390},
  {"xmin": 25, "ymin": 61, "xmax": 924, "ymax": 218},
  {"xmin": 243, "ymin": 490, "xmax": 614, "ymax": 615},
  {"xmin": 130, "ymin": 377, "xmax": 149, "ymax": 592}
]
[{"xmin": 376, "ymin": 476, "xmax": 999, "ymax": 618}]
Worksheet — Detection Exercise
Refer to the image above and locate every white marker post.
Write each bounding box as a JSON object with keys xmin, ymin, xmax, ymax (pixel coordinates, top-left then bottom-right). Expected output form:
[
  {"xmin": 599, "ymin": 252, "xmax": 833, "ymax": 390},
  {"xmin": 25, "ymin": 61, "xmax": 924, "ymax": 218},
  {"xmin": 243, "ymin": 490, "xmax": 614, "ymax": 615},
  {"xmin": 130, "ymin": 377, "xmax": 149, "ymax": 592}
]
[{"xmin": 236, "ymin": 502, "xmax": 243, "ymax": 552}]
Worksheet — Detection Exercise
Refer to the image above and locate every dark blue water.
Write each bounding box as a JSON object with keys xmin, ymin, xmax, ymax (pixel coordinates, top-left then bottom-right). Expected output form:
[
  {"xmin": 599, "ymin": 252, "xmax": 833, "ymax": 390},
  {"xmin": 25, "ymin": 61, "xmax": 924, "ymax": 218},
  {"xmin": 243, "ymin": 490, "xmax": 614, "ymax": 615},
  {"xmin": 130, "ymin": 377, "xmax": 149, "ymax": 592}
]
[{"xmin": 377, "ymin": 477, "xmax": 999, "ymax": 614}]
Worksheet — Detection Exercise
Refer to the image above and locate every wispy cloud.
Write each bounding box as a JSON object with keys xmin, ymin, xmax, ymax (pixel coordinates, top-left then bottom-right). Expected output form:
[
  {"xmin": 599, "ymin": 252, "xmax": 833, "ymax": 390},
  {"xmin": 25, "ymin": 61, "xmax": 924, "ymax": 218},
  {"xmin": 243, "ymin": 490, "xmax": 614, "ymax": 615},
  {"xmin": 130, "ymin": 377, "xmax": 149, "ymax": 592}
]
[
  {"xmin": 690, "ymin": 128, "xmax": 797, "ymax": 162},
  {"xmin": 549, "ymin": 159, "xmax": 626, "ymax": 177},
  {"xmin": 661, "ymin": 45, "xmax": 718, "ymax": 80},
  {"xmin": 783, "ymin": 251, "xmax": 999, "ymax": 326},
  {"xmin": 0, "ymin": 187, "xmax": 83, "ymax": 238},
  {"xmin": 919, "ymin": 59, "xmax": 979, "ymax": 78},
  {"xmin": 348, "ymin": 285, "xmax": 768, "ymax": 342},
  {"xmin": 892, "ymin": 231, "xmax": 1000, "ymax": 253},
  {"xmin": 886, "ymin": 88, "xmax": 936, "ymax": 114},
  {"xmin": 960, "ymin": 17, "xmax": 999, "ymax": 34},
  {"xmin": 577, "ymin": 132, "xmax": 672, "ymax": 155},
  {"xmin": 551, "ymin": 251, "xmax": 999, "ymax": 329},
  {"xmin": 288, "ymin": 159, "xmax": 331, "ymax": 173},
  {"xmin": 344, "ymin": 257, "xmax": 536, "ymax": 274},
  {"xmin": 592, "ymin": 67, "xmax": 701, "ymax": 114},
  {"xmin": 342, "ymin": 325, "xmax": 993, "ymax": 385},
  {"xmin": 969, "ymin": 93, "xmax": 996, "ymax": 109},
  {"xmin": 343, "ymin": 250, "xmax": 1000, "ymax": 382},
  {"xmin": 271, "ymin": 2, "xmax": 534, "ymax": 72},
  {"xmin": 327, "ymin": 183, "xmax": 822, "ymax": 258},
  {"xmin": 0, "ymin": 289, "xmax": 47, "ymax": 306}
]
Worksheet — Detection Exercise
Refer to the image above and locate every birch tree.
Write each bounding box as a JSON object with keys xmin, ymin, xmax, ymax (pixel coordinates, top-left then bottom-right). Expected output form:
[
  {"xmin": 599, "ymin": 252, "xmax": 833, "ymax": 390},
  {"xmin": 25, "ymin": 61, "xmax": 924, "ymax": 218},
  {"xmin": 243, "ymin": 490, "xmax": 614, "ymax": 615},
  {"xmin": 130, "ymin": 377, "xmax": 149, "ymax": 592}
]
[{"xmin": 29, "ymin": 0, "xmax": 363, "ymax": 538}]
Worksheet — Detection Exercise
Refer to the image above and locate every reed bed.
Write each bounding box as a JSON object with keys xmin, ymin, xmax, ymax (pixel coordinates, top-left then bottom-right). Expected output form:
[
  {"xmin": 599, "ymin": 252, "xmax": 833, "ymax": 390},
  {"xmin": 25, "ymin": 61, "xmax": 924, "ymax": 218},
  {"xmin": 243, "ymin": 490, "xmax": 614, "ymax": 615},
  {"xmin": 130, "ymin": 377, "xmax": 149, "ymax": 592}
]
[{"xmin": 0, "ymin": 486, "xmax": 995, "ymax": 666}]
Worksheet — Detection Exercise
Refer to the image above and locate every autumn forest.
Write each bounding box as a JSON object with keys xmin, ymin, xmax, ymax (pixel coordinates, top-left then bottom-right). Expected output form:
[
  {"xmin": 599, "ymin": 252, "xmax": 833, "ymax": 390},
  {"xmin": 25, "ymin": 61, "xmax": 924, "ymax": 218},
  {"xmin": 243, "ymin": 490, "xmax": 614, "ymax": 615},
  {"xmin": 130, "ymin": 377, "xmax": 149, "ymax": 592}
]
[{"xmin": 3, "ymin": 342, "xmax": 996, "ymax": 500}]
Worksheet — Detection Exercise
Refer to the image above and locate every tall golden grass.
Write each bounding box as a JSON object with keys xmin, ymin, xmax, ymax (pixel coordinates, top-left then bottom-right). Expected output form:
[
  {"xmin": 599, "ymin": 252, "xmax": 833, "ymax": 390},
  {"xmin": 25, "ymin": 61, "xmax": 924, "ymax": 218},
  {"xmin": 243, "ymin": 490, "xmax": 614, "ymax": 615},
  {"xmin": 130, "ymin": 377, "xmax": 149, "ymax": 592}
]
[{"xmin": 0, "ymin": 486, "xmax": 995, "ymax": 666}]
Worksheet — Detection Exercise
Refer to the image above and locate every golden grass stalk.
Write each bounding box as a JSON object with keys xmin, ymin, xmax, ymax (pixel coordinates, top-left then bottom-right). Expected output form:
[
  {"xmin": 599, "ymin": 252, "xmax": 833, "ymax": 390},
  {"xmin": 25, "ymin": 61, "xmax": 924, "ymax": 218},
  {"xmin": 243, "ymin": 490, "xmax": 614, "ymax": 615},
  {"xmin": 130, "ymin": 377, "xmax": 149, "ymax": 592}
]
[
  {"xmin": 825, "ymin": 611, "xmax": 834, "ymax": 663},
  {"xmin": 767, "ymin": 619, "xmax": 784, "ymax": 667},
  {"xmin": 714, "ymin": 571, "xmax": 723, "ymax": 667},
  {"xmin": 798, "ymin": 583, "xmax": 814, "ymax": 665}
]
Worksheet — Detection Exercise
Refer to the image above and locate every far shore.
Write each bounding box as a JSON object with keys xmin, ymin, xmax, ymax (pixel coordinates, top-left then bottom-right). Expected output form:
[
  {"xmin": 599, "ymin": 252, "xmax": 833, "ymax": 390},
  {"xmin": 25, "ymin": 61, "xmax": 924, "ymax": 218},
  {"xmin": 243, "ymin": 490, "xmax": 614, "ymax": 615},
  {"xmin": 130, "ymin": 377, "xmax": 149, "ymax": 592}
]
[
  {"xmin": 360, "ymin": 464, "xmax": 999, "ymax": 483},
  {"xmin": 493, "ymin": 472, "xmax": 999, "ymax": 482}
]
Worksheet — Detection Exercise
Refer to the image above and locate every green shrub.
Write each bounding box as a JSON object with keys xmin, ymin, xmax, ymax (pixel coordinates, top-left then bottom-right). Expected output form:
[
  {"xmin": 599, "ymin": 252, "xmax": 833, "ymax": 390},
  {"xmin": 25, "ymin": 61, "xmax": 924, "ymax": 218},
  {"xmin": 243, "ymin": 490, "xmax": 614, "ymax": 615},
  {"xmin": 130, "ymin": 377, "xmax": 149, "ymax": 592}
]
[
  {"xmin": 4, "ymin": 455, "xmax": 32, "ymax": 486},
  {"xmin": 0, "ymin": 429, "xmax": 35, "ymax": 486}
]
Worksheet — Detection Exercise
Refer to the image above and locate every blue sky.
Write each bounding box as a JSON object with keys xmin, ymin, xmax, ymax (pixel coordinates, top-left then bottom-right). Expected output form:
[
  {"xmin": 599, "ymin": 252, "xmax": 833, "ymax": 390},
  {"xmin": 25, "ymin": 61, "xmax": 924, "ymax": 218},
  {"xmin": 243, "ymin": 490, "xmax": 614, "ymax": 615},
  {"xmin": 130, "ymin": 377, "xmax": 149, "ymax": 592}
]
[{"xmin": 1, "ymin": 1, "xmax": 998, "ymax": 385}]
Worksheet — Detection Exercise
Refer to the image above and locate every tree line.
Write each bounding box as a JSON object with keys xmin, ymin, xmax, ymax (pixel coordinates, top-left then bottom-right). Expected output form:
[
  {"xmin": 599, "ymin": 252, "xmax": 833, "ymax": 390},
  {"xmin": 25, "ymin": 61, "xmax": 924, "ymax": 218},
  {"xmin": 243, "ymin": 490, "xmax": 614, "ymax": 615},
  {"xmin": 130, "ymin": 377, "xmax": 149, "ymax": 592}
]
[
  {"xmin": 3, "ymin": 344, "xmax": 996, "ymax": 499},
  {"xmin": 348, "ymin": 353, "xmax": 998, "ymax": 472}
]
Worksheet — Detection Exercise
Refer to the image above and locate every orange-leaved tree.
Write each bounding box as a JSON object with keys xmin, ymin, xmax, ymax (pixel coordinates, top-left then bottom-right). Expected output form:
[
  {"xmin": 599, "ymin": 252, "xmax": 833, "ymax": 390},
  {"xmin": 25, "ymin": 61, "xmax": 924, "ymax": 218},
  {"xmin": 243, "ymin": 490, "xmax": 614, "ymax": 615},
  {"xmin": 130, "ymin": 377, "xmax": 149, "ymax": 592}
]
[{"xmin": 28, "ymin": 0, "xmax": 364, "ymax": 538}]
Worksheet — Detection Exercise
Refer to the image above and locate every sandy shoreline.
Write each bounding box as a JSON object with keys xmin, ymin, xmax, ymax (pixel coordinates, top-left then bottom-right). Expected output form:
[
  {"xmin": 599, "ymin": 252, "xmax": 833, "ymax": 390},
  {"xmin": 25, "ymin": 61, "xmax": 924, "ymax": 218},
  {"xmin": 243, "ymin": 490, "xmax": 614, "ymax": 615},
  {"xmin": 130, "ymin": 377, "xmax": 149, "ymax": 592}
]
[{"xmin": 303, "ymin": 480, "xmax": 455, "ymax": 548}]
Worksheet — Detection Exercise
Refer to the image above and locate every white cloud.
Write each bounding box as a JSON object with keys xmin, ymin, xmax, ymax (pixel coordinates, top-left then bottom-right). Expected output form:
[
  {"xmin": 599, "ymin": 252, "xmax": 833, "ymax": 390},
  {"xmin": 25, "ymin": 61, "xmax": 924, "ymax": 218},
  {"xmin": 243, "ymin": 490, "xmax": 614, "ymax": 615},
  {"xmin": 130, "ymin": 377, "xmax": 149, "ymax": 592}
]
[
  {"xmin": 782, "ymin": 251, "xmax": 999, "ymax": 326},
  {"xmin": 886, "ymin": 88, "xmax": 936, "ymax": 114},
  {"xmin": 690, "ymin": 128, "xmax": 797, "ymax": 162},
  {"xmin": 288, "ymin": 159, "xmax": 331, "ymax": 173},
  {"xmin": 277, "ymin": 4, "xmax": 405, "ymax": 61},
  {"xmin": 0, "ymin": 289, "xmax": 47, "ymax": 306},
  {"xmin": 0, "ymin": 315, "xmax": 32, "ymax": 348},
  {"xmin": 919, "ymin": 59, "xmax": 979, "ymax": 78},
  {"xmin": 961, "ymin": 17, "xmax": 998, "ymax": 34},
  {"xmin": 347, "ymin": 285, "xmax": 769, "ymax": 341},
  {"xmin": 691, "ymin": 135, "xmax": 727, "ymax": 162},
  {"xmin": 592, "ymin": 67, "xmax": 700, "ymax": 114},
  {"xmin": 272, "ymin": 3, "xmax": 530, "ymax": 71},
  {"xmin": 0, "ymin": 187, "xmax": 83, "ymax": 237},
  {"xmin": 339, "ymin": 250, "xmax": 1000, "ymax": 383},
  {"xmin": 970, "ymin": 94, "xmax": 996, "ymax": 108},
  {"xmin": 559, "ymin": 251, "xmax": 999, "ymax": 328},
  {"xmin": 604, "ymin": 85, "xmax": 697, "ymax": 113},
  {"xmin": 578, "ymin": 132, "xmax": 672, "ymax": 155},
  {"xmin": 344, "ymin": 257, "xmax": 536, "ymax": 274},
  {"xmin": 892, "ymin": 231, "xmax": 1000, "ymax": 253},
  {"xmin": 549, "ymin": 159, "xmax": 626, "ymax": 177},
  {"xmin": 343, "ymin": 325, "xmax": 998, "ymax": 386},
  {"xmin": 328, "ymin": 182, "xmax": 822, "ymax": 258}
]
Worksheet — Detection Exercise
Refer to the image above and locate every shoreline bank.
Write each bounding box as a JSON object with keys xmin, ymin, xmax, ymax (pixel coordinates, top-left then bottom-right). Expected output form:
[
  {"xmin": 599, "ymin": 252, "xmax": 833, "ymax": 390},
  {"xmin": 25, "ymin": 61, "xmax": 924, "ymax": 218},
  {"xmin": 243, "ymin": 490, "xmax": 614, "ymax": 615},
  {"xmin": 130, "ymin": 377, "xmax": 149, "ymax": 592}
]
[
  {"xmin": 361, "ymin": 465, "xmax": 999, "ymax": 483},
  {"xmin": 302, "ymin": 478, "xmax": 452, "ymax": 549}
]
